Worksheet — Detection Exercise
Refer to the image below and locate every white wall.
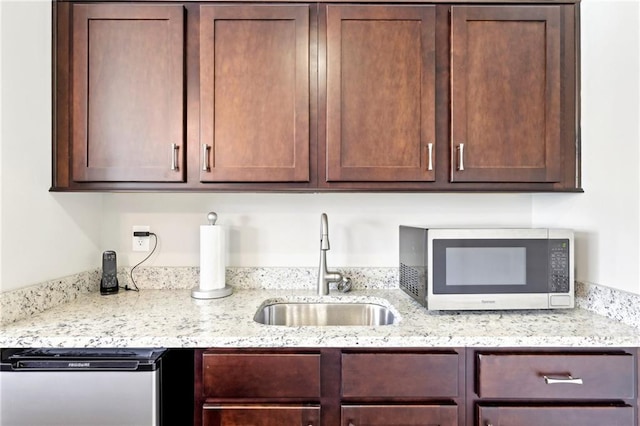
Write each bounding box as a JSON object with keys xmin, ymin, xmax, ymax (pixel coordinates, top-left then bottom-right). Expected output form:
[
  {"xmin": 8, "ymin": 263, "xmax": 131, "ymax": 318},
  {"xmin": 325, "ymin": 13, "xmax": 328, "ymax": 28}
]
[
  {"xmin": 0, "ymin": 0, "xmax": 4, "ymax": 286},
  {"xmin": 0, "ymin": 1, "xmax": 103, "ymax": 292},
  {"xmin": 102, "ymin": 193, "xmax": 533, "ymax": 268},
  {"xmin": 2, "ymin": 0, "xmax": 639, "ymax": 297},
  {"xmin": 532, "ymin": 0, "xmax": 640, "ymax": 295}
]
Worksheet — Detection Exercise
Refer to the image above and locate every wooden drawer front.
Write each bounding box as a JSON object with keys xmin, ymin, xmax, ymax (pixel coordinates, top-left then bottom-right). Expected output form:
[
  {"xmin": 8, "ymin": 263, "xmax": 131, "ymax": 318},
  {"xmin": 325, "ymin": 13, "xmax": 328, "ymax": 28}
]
[
  {"xmin": 203, "ymin": 404, "xmax": 320, "ymax": 426},
  {"xmin": 342, "ymin": 353, "xmax": 459, "ymax": 398},
  {"xmin": 342, "ymin": 404, "xmax": 458, "ymax": 426},
  {"xmin": 478, "ymin": 404, "xmax": 634, "ymax": 426},
  {"xmin": 203, "ymin": 353, "xmax": 321, "ymax": 399},
  {"xmin": 477, "ymin": 353, "xmax": 635, "ymax": 399}
]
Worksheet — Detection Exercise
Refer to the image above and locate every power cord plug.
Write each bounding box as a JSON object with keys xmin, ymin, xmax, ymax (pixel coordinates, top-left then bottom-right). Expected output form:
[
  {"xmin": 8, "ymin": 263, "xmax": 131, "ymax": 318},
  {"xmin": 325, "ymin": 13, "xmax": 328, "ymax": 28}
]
[{"xmin": 127, "ymin": 232, "xmax": 158, "ymax": 292}]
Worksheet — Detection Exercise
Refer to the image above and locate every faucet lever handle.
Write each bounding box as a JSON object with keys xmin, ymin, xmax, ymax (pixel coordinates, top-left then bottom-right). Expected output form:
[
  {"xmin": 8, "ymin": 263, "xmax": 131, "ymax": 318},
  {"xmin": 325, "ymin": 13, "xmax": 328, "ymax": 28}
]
[{"xmin": 337, "ymin": 277, "xmax": 352, "ymax": 293}]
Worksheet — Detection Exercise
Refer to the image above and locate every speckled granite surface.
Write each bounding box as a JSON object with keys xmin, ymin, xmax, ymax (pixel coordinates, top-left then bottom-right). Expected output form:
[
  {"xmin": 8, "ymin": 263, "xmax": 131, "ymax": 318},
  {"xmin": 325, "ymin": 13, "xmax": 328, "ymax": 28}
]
[
  {"xmin": 1, "ymin": 267, "xmax": 397, "ymax": 325},
  {"xmin": 1, "ymin": 288, "xmax": 638, "ymax": 348},
  {"xmin": 576, "ymin": 281, "xmax": 640, "ymax": 329},
  {"xmin": 0, "ymin": 269, "xmax": 101, "ymax": 326},
  {"xmin": 1, "ymin": 267, "xmax": 638, "ymax": 348}
]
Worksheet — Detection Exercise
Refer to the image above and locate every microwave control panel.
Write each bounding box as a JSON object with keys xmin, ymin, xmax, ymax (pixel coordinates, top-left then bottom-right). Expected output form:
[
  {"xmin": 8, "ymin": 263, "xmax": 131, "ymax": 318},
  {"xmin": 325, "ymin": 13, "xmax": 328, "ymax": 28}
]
[{"xmin": 549, "ymin": 240, "xmax": 570, "ymax": 293}]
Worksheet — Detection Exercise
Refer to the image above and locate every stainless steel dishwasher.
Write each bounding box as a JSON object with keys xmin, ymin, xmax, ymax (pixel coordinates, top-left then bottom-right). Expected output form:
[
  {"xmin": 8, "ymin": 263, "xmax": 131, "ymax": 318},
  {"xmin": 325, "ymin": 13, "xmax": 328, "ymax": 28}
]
[{"xmin": 0, "ymin": 348, "xmax": 165, "ymax": 426}]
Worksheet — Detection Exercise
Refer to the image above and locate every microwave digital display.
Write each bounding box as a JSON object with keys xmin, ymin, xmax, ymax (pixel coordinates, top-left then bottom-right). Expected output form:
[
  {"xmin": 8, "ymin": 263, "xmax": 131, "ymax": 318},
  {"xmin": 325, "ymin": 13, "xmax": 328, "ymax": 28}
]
[{"xmin": 445, "ymin": 247, "xmax": 526, "ymax": 286}]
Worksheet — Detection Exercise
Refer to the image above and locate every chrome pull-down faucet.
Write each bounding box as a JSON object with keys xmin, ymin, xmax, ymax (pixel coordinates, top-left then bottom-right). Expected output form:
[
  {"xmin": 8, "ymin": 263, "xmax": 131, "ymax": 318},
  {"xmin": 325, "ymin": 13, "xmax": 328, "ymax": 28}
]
[{"xmin": 318, "ymin": 213, "xmax": 351, "ymax": 295}]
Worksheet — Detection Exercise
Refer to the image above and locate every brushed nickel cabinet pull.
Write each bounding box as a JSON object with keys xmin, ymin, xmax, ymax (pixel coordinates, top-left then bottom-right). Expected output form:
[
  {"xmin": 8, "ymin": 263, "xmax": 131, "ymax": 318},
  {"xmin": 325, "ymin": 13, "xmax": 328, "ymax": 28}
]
[
  {"xmin": 202, "ymin": 144, "xmax": 211, "ymax": 172},
  {"xmin": 457, "ymin": 143, "xmax": 465, "ymax": 171},
  {"xmin": 427, "ymin": 143, "xmax": 433, "ymax": 171},
  {"xmin": 543, "ymin": 374, "xmax": 584, "ymax": 385},
  {"xmin": 171, "ymin": 143, "xmax": 179, "ymax": 171}
]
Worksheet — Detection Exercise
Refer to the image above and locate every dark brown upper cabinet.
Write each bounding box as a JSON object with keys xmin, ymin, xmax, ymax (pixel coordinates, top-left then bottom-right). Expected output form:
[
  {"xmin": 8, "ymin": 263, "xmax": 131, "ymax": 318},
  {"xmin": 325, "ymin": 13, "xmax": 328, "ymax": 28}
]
[
  {"xmin": 198, "ymin": 5, "xmax": 311, "ymax": 184},
  {"xmin": 323, "ymin": 5, "xmax": 436, "ymax": 184},
  {"xmin": 52, "ymin": 1, "xmax": 580, "ymax": 192},
  {"xmin": 450, "ymin": 5, "xmax": 562, "ymax": 184},
  {"xmin": 68, "ymin": 4, "xmax": 185, "ymax": 183}
]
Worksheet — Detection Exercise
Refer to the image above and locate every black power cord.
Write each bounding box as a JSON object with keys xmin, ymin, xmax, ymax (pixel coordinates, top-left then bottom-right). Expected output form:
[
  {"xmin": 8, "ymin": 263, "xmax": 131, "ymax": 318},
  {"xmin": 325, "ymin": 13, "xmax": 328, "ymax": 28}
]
[{"xmin": 126, "ymin": 232, "xmax": 158, "ymax": 292}]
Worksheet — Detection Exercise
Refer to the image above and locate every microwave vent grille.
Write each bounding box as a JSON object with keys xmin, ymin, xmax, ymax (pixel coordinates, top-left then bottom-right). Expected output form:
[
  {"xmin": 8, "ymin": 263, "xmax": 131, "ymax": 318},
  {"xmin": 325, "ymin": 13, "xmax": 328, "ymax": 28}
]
[{"xmin": 400, "ymin": 263, "xmax": 425, "ymax": 304}]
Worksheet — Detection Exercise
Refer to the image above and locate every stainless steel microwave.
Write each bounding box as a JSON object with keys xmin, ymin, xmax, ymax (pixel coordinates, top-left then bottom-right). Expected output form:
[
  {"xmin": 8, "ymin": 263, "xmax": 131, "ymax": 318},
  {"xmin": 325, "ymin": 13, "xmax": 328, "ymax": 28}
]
[{"xmin": 399, "ymin": 227, "xmax": 574, "ymax": 310}]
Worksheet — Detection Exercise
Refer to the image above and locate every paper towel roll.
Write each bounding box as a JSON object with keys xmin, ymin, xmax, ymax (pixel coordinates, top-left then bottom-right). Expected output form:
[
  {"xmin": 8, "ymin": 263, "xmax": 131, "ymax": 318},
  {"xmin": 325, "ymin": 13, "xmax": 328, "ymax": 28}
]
[{"xmin": 199, "ymin": 225, "xmax": 226, "ymax": 290}]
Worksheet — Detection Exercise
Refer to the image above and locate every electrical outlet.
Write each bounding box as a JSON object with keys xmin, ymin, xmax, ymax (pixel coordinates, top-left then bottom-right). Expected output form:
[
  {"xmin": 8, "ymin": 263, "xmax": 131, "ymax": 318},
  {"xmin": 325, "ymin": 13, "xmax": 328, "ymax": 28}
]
[{"xmin": 132, "ymin": 225, "xmax": 150, "ymax": 252}]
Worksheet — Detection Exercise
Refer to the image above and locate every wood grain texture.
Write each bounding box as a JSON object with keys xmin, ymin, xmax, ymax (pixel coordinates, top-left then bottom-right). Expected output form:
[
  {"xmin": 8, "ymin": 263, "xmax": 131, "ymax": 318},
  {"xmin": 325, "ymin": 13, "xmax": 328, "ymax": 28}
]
[
  {"xmin": 71, "ymin": 4, "xmax": 185, "ymax": 182},
  {"xmin": 199, "ymin": 5, "xmax": 310, "ymax": 182},
  {"xmin": 203, "ymin": 404, "xmax": 320, "ymax": 426},
  {"xmin": 342, "ymin": 404, "xmax": 458, "ymax": 426},
  {"xmin": 325, "ymin": 5, "xmax": 436, "ymax": 182},
  {"xmin": 476, "ymin": 353, "xmax": 636, "ymax": 399},
  {"xmin": 451, "ymin": 5, "xmax": 561, "ymax": 183},
  {"xmin": 202, "ymin": 353, "xmax": 321, "ymax": 399},
  {"xmin": 342, "ymin": 353, "xmax": 459, "ymax": 398},
  {"xmin": 478, "ymin": 405, "xmax": 635, "ymax": 426}
]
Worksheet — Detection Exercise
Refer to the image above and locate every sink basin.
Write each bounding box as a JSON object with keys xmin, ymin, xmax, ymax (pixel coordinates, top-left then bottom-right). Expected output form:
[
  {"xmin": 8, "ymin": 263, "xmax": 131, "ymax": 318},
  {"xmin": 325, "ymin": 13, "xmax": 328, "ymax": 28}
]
[{"xmin": 254, "ymin": 302, "xmax": 395, "ymax": 326}]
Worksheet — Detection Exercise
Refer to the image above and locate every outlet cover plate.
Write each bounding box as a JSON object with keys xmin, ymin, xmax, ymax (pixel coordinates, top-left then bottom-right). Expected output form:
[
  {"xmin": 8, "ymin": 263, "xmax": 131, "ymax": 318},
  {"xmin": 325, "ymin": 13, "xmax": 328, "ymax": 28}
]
[{"xmin": 132, "ymin": 225, "xmax": 150, "ymax": 252}]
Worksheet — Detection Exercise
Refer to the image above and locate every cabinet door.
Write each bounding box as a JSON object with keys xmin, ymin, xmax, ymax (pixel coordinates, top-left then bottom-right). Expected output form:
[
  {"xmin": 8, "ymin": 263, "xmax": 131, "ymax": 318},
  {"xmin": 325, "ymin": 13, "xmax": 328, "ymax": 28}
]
[
  {"xmin": 477, "ymin": 405, "xmax": 635, "ymax": 426},
  {"xmin": 71, "ymin": 4, "xmax": 184, "ymax": 182},
  {"xmin": 342, "ymin": 405, "xmax": 457, "ymax": 426},
  {"xmin": 203, "ymin": 404, "xmax": 320, "ymax": 426},
  {"xmin": 451, "ymin": 6, "xmax": 561, "ymax": 183},
  {"xmin": 325, "ymin": 6, "xmax": 436, "ymax": 182},
  {"xmin": 199, "ymin": 5, "xmax": 310, "ymax": 183}
]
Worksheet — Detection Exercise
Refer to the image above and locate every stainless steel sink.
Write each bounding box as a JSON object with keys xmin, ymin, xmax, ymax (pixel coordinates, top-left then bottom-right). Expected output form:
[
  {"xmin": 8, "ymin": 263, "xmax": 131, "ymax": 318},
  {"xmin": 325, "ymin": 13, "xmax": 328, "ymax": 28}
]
[{"xmin": 254, "ymin": 302, "xmax": 395, "ymax": 326}]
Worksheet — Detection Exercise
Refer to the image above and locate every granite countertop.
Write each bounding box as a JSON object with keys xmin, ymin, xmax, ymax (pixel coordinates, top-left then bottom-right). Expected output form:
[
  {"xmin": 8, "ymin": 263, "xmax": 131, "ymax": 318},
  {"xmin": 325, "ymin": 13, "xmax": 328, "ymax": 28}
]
[{"xmin": 1, "ymin": 288, "xmax": 639, "ymax": 348}]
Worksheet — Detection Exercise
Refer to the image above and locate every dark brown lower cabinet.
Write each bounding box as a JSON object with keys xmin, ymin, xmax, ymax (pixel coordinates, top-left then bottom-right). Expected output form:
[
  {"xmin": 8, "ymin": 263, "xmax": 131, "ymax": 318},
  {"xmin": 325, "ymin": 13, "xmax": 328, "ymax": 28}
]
[
  {"xmin": 477, "ymin": 405, "xmax": 635, "ymax": 426},
  {"xmin": 196, "ymin": 348, "xmax": 638, "ymax": 426},
  {"xmin": 203, "ymin": 404, "xmax": 320, "ymax": 426},
  {"xmin": 469, "ymin": 349, "xmax": 638, "ymax": 426},
  {"xmin": 196, "ymin": 348, "xmax": 465, "ymax": 426},
  {"xmin": 342, "ymin": 404, "xmax": 458, "ymax": 426}
]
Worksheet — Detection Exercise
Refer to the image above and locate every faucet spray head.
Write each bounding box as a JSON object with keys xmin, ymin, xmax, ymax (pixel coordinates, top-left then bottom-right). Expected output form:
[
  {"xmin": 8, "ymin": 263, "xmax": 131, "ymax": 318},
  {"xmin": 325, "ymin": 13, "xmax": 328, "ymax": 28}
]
[{"xmin": 320, "ymin": 213, "xmax": 330, "ymax": 250}]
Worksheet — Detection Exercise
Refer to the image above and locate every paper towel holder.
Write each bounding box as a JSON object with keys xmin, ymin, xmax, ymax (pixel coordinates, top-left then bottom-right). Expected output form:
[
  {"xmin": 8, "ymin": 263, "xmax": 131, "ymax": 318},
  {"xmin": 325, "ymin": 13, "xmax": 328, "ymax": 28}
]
[{"xmin": 191, "ymin": 211, "xmax": 233, "ymax": 299}]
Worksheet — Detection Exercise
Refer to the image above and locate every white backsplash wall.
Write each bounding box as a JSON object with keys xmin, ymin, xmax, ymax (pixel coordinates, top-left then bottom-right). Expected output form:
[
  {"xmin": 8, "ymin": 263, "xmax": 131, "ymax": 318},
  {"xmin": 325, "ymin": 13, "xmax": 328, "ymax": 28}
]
[
  {"xmin": 532, "ymin": 0, "xmax": 640, "ymax": 295},
  {"xmin": 102, "ymin": 193, "xmax": 534, "ymax": 269}
]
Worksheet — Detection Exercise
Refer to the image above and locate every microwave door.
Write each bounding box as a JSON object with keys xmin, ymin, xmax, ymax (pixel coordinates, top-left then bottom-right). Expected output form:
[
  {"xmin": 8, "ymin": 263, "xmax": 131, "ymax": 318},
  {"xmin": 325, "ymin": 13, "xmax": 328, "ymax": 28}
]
[{"xmin": 431, "ymin": 239, "xmax": 551, "ymax": 296}]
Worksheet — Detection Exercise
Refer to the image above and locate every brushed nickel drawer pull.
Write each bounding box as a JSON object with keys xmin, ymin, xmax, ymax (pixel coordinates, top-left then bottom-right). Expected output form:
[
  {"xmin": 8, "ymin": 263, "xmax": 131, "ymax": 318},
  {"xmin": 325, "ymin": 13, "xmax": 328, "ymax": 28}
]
[
  {"xmin": 202, "ymin": 144, "xmax": 211, "ymax": 172},
  {"xmin": 543, "ymin": 374, "xmax": 584, "ymax": 385},
  {"xmin": 171, "ymin": 143, "xmax": 179, "ymax": 171},
  {"xmin": 457, "ymin": 143, "xmax": 465, "ymax": 171},
  {"xmin": 427, "ymin": 143, "xmax": 433, "ymax": 171}
]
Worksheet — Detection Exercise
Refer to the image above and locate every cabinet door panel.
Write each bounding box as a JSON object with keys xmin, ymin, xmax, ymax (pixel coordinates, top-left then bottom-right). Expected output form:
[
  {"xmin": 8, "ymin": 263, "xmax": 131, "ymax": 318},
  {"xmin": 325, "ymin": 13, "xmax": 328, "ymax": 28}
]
[
  {"xmin": 202, "ymin": 353, "xmax": 321, "ymax": 399},
  {"xmin": 325, "ymin": 5, "xmax": 436, "ymax": 182},
  {"xmin": 199, "ymin": 5, "xmax": 310, "ymax": 183},
  {"xmin": 72, "ymin": 4, "xmax": 184, "ymax": 182},
  {"xmin": 451, "ymin": 6, "xmax": 561, "ymax": 183},
  {"xmin": 478, "ymin": 405, "xmax": 634, "ymax": 426},
  {"xmin": 342, "ymin": 405, "xmax": 458, "ymax": 426},
  {"xmin": 203, "ymin": 404, "xmax": 320, "ymax": 426}
]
